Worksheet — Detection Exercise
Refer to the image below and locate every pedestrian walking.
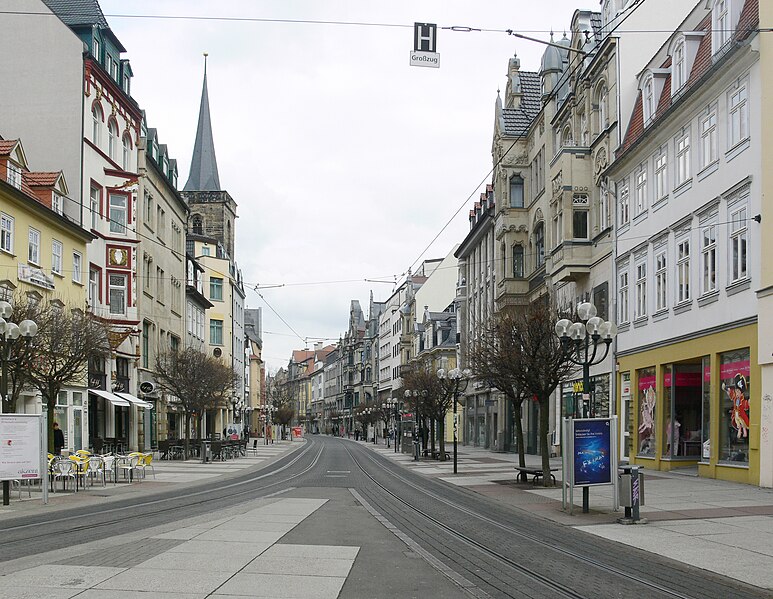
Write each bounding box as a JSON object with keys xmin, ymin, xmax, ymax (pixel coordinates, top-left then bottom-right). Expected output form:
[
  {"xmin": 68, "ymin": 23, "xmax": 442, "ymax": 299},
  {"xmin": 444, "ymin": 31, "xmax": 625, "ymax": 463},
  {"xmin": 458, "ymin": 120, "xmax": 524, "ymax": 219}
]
[{"xmin": 53, "ymin": 422, "xmax": 65, "ymax": 455}]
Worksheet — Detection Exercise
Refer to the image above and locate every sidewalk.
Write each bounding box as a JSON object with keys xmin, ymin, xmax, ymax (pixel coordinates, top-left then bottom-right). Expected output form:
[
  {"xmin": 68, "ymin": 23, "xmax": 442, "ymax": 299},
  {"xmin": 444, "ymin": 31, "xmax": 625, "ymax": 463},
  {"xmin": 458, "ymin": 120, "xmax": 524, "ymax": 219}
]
[
  {"xmin": 0, "ymin": 439, "xmax": 299, "ymax": 519},
  {"xmin": 362, "ymin": 439, "xmax": 773, "ymax": 591}
]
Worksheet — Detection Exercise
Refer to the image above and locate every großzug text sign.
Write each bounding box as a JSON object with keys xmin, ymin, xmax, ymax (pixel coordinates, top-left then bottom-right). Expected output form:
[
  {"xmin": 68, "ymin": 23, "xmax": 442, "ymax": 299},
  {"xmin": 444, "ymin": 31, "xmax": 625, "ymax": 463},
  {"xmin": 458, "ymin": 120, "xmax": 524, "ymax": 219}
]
[{"xmin": 410, "ymin": 22, "xmax": 439, "ymax": 68}]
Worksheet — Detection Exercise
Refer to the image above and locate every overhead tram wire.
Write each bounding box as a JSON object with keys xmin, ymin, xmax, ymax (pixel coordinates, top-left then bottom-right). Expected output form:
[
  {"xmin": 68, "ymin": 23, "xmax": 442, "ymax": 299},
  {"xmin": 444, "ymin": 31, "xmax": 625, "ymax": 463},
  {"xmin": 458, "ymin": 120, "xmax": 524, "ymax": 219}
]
[{"xmin": 0, "ymin": 9, "xmax": 761, "ymax": 35}]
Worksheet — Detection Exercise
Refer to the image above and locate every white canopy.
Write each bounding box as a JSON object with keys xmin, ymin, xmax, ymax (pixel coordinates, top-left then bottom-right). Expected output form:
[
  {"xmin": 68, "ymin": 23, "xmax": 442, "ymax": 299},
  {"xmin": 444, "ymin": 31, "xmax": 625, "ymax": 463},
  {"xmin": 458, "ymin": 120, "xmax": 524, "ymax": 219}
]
[
  {"xmin": 115, "ymin": 392, "xmax": 153, "ymax": 410},
  {"xmin": 89, "ymin": 389, "xmax": 130, "ymax": 407}
]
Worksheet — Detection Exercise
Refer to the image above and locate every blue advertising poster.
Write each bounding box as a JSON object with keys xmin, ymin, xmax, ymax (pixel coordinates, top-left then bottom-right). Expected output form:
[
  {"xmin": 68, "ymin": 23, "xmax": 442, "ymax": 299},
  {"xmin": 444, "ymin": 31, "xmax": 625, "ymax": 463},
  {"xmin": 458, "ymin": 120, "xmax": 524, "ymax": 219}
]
[{"xmin": 573, "ymin": 418, "xmax": 612, "ymax": 486}]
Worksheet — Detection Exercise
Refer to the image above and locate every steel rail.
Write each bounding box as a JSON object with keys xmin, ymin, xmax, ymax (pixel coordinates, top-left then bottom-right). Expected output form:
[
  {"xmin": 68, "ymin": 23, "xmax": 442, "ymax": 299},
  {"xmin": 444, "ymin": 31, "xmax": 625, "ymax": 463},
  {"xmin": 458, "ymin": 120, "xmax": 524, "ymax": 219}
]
[
  {"xmin": 0, "ymin": 440, "xmax": 322, "ymax": 543},
  {"xmin": 346, "ymin": 441, "xmax": 701, "ymax": 599}
]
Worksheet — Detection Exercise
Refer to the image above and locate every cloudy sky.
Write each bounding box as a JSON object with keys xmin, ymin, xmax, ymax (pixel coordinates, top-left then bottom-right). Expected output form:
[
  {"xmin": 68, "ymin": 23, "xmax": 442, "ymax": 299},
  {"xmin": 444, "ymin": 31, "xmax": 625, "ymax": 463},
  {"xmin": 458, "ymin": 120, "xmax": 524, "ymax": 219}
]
[{"xmin": 99, "ymin": 0, "xmax": 585, "ymax": 370}]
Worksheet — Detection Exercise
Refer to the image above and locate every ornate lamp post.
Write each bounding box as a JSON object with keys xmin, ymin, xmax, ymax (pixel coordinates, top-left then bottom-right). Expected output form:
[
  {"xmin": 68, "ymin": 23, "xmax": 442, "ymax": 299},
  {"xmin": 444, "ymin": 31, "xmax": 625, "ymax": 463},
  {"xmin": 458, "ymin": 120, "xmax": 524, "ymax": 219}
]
[
  {"xmin": 437, "ymin": 366, "xmax": 471, "ymax": 475},
  {"xmin": 555, "ymin": 301, "xmax": 617, "ymax": 513},
  {"xmin": 382, "ymin": 397, "xmax": 398, "ymax": 451},
  {"xmin": 404, "ymin": 389, "xmax": 426, "ymax": 461},
  {"xmin": 259, "ymin": 404, "xmax": 277, "ymax": 445},
  {"xmin": 0, "ymin": 300, "xmax": 38, "ymax": 505},
  {"xmin": 360, "ymin": 406, "xmax": 374, "ymax": 442}
]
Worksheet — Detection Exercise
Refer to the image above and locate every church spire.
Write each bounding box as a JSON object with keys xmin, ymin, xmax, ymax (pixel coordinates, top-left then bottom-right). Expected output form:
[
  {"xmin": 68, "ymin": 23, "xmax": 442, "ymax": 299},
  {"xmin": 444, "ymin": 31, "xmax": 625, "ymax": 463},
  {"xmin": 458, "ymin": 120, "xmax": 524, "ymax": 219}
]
[{"xmin": 184, "ymin": 53, "xmax": 221, "ymax": 191}]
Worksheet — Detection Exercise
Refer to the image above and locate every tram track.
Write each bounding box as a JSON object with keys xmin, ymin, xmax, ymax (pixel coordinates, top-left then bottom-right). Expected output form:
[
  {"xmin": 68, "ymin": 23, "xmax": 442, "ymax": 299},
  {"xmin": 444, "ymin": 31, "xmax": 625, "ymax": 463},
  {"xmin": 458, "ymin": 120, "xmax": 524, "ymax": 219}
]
[
  {"xmin": 344, "ymin": 440, "xmax": 763, "ymax": 599},
  {"xmin": 0, "ymin": 439, "xmax": 321, "ymax": 555}
]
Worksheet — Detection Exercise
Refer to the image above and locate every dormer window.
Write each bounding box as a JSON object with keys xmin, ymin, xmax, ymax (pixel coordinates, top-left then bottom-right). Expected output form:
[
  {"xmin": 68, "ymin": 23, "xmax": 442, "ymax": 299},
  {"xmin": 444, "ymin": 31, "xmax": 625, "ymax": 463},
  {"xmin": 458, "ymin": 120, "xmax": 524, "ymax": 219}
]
[
  {"xmin": 6, "ymin": 162, "xmax": 22, "ymax": 189},
  {"xmin": 123, "ymin": 73, "xmax": 131, "ymax": 95},
  {"xmin": 672, "ymin": 40, "xmax": 686, "ymax": 92},
  {"xmin": 643, "ymin": 75, "xmax": 655, "ymax": 124},
  {"xmin": 52, "ymin": 192, "xmax": 63, "ymax": 215},
  {"xmin": 92, "ymin": 36, "xmax": 101, "ymax": 61},
  {"xmin": 713, "ymin": 0, "xmax": 731, "ymax": 54}
]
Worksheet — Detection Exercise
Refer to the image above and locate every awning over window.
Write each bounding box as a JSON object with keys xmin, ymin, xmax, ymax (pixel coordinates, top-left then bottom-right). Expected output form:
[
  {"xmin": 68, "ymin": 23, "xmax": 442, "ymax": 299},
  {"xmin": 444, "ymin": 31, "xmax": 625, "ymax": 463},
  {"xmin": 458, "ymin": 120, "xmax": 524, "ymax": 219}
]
[
  {"xmin": 115, "ymin": 392, "xmax": 153, "ymax": 410},
  {"xmin": 89, "ymin": 389, "xmax": 131, "ymax": 407}
]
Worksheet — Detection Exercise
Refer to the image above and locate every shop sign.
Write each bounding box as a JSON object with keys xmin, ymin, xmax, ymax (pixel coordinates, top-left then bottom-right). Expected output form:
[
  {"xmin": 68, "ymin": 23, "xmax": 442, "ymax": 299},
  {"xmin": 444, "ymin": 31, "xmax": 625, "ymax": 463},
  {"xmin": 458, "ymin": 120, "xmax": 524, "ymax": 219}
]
[{"xmin": 18, "ymin": 264, "xmax": 54, "ymax": 290}]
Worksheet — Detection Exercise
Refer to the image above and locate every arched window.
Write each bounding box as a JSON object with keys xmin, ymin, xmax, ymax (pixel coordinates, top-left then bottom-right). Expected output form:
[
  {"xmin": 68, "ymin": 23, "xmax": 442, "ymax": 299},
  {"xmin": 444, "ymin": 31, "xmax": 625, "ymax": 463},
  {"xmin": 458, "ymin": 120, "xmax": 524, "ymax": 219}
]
[
  {"xmin": 534, "ymin": 222, "xmax": 545, "ymax": 268},
  {"xmin": 596, "ymin": 83, "xmax": 608, "ymax": 133},
  {"xmin": 509, "ymin": 175, "xmax": 524, "ymax": 208},
  {"xmin": 122, "ymin": 133, "xmax": 132, "ymax": 171},
  {"xmin": 561, "ymin": 125, "xmax": 573, "ymax": 147},
  {"xmin": 192, "ymin": 214, "xmax": 203, "ymax": 235},
  {"xmin": 108, "ymin": 120, "xmax": 118, "ymax": 161},
  {"xmin": 91, "ymin": 103, "xmax": 103, "ymax": 146}
]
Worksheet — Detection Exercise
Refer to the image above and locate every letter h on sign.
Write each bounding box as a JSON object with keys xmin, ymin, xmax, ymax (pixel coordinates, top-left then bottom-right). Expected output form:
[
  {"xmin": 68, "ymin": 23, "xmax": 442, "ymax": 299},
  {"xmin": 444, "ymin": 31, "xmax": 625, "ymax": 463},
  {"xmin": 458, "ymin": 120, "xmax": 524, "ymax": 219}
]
[{"xmin": 414, "ymin": 23, "xmax": 437, "ymax": 53}]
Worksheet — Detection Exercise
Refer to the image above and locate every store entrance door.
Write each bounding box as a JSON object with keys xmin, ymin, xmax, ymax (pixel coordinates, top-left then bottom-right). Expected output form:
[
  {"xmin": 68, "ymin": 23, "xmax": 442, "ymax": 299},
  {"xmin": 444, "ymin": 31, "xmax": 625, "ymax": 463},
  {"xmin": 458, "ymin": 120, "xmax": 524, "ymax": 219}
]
[{"xmin": 662, "ymin": 360, "xmax": 704, "ymax": 460}]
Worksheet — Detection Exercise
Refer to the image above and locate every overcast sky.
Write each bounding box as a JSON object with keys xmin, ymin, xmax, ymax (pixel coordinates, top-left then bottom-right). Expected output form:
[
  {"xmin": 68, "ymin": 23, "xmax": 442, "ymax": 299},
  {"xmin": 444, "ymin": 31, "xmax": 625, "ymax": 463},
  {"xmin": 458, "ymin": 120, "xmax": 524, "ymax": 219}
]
[{"xmin": 99, "ymin": 0, "xmax": 586, "ymax": 370}]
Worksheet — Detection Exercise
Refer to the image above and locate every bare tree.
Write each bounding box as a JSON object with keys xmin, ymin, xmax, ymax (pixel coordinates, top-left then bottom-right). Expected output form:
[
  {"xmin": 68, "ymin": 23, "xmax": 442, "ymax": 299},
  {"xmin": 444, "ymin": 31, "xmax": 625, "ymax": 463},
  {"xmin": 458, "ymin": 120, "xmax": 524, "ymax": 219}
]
[
  {"xmin": 267, "ymin": 380, "xmax": 295, "ymax": 439},
  {"xmin": 468, "ymin": 313, "xmax": 531, "ymax": 468},
  {"xmin": 1, "ymin": 295, "xmax": 42, "ymax": 414},
  {"xmin": 515, "ymin": 302, "xmax": 575, "ymax": 486},
  {"xmin": 23, "ymin": 300, "xmax": 111, "ymax": 453},
  {"xmin": 401, "ymin": 361, "xmax": 444, "ymax": 456},
  {"xmin": 155, "ymin": 347, "xmax": 236, "ymax": 458}
]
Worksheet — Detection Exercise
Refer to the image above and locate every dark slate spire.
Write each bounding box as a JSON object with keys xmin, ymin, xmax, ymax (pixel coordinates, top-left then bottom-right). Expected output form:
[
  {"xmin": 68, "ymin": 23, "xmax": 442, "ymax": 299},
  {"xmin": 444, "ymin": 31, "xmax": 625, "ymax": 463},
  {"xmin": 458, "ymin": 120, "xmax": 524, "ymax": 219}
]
[{"xmin": 184, "ymin": 53, "xmax": 221, "ymax": 191}]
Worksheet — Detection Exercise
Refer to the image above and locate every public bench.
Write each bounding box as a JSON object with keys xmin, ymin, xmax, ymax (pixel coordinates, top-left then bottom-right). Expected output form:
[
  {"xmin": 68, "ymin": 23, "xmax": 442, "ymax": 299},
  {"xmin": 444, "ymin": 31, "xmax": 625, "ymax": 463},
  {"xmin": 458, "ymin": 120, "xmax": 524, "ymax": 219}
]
[
  {"xmin": 514, "ymin": 466, "xmax": 559, "ymax": 484},
  {"xmin": 422, "ymin": 449, "xmax": 451, "ymax": 460}
]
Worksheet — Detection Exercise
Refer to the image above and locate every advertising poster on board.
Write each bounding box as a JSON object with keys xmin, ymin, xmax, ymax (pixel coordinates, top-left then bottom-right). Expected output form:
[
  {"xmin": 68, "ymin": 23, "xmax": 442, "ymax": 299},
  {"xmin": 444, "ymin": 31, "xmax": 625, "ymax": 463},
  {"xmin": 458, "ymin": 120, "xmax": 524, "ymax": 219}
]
[{"xmin": 573, "ymin": 418, "xmax": 612, "ymax": 486}]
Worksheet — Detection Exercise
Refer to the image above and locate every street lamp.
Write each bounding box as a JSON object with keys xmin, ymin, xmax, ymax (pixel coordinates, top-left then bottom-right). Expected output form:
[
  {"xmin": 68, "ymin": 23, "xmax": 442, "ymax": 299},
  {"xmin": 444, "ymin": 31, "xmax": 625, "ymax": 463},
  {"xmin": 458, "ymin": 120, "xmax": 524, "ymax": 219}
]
[
  {"xmin": 259, "ymin": 404, "xmax": 277, "ymax": 444},
  {"xmin": 360, "ymin": 406, "xmax": 374, "ymax": 442},
  {"xmin": 0, "ymin": 300, "xmax": 38, "ymax": 505},
  {"xmin": 437, "ymin": 366, "xmax": 472, "ymax": 475},
  {"xmin": 555, "ymin": 301, "xmax": 617, "ymax": 513},
  {"xmin": 404, "ymin": 389, "xmax": 425, "ymax": 461},
  {"xmin": 382, "ymin": 397, "xmax": 398, "ymax": 451}
]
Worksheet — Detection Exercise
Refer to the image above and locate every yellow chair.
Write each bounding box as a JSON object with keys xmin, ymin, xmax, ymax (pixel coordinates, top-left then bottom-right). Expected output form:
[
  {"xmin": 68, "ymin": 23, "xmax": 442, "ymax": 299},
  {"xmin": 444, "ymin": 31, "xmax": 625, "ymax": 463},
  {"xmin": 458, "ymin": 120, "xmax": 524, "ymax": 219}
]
[
  {"xmin": 68, "ymin": 455, "xmax": 89, "ymax": 490},
  {"xmin": 137, "ymin": 453, "xmax": 155, "ymax": 479}
]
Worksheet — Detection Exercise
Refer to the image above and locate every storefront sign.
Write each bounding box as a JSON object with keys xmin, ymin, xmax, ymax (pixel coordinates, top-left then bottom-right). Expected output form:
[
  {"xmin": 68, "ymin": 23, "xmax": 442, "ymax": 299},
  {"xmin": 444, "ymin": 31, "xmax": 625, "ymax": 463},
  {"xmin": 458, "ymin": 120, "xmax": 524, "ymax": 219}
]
[
  {"xmin": 573, "ymin": 418, "xmax": 613, "ymax": 486},
  {"xmin": 17, "ymin": 264, "xmax": 55, "ymax": 290},
  {"xmin": 0, "ymin": 414, "xmax": 44, "ymax": 480}
]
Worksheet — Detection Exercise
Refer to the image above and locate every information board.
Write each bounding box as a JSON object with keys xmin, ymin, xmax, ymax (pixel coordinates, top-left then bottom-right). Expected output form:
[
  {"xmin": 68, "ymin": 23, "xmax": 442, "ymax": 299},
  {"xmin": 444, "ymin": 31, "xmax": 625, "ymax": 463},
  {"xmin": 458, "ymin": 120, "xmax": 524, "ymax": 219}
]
[
  {"xmin": 0, "ymin": 414, "xmax": 43, "ymax": 480},
  {"xmin": 573, "ymin": 418, "xmax": 613, "ymax": 487}
]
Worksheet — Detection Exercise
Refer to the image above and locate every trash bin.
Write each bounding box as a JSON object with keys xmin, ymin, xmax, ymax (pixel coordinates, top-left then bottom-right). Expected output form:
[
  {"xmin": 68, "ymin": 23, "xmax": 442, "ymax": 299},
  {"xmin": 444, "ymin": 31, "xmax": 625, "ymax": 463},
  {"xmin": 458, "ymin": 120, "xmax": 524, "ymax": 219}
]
[{"xmin": 617, "ymin": 464, "xmax": 646, "ymax": 524}]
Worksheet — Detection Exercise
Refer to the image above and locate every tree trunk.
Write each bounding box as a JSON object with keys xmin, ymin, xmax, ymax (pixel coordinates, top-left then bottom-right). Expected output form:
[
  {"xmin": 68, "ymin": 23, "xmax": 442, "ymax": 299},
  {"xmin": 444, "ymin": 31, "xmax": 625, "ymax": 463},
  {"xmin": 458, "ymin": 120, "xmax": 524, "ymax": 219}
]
[
  {"xmin": 438, "ymin": 419, "xmax": 446, "ymax": 460},
  {"xmin": 512, "ymin": 399, "xmax": 526, "ymax": 468},
  {"xmin": 184, "ymin": 413, "xmax": 191, "ymax": 460},
  {"xmin": 538, "ymin": 396, "xmax": 552, "ymax": 487},
  {"xmin": 430, "ymin": 418, "xmax": 436, "ymax": 454},
  {"xmin": 46, "ymin": 384, "xmax": 59, "ymax": 454}
]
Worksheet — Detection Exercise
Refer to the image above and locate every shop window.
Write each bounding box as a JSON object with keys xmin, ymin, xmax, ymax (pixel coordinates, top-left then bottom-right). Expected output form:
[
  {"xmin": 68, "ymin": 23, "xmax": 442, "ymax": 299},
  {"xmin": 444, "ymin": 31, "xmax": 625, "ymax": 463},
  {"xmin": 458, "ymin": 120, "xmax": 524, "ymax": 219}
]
[
  {"xmin": 719, "ymin": 348, "xmax": 750, "ymax": 464},
  {"xmin": 637, "ymin": 367, "xmax": 656, "ymax": 456}
]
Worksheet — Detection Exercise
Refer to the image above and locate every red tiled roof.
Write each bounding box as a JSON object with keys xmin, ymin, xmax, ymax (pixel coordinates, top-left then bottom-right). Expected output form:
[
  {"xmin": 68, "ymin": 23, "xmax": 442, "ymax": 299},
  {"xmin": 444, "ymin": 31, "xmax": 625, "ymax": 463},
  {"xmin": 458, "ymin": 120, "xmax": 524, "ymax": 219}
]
[
  {"xmin": 0, "ymin": 139, "xmax": 18, "ymax": 156},
  {"xmin": 617, "ymin": 0, "xmax": 758, "ymax": 161},
  {"xmin": 24, "ymin": 171, "xmax": 60, "ymax": 187}
]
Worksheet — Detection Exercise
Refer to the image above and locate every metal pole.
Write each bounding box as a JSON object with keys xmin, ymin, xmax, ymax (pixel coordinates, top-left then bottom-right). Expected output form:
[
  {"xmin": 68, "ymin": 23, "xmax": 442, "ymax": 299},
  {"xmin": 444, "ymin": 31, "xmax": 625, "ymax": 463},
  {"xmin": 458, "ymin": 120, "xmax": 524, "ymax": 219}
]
[
  {"xmin": 453, "ymin": 392, "xmax": 458, "ymax": 474},
  {"xmin": 582, "ymin": 359, "xmax": 590, "ymax": 514},
  {"xmin": 2, "ymin": 342, "xmax": 9, "ymax": 505}
]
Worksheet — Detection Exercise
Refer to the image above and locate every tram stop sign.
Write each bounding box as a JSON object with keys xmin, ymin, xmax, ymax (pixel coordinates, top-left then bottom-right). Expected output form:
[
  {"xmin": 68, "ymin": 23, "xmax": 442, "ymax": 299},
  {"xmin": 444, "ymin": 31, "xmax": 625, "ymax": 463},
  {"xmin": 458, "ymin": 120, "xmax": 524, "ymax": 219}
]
[{"xmin": 410, "ymin": 22, "xmax": 440, "ymax": 68}]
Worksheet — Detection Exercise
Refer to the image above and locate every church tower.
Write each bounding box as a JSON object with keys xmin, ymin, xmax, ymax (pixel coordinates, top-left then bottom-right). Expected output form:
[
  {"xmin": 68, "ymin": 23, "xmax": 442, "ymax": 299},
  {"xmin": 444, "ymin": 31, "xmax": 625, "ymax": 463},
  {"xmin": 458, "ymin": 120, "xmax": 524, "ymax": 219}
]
[{"xmin": 181, "ymin": 54, "xmax": 237, "ymax": 259}]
